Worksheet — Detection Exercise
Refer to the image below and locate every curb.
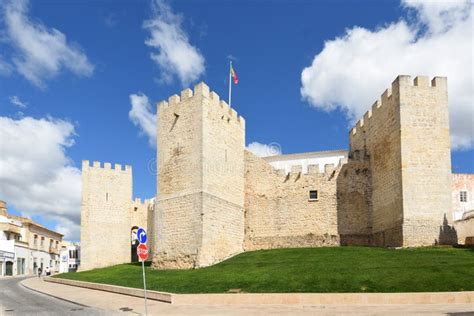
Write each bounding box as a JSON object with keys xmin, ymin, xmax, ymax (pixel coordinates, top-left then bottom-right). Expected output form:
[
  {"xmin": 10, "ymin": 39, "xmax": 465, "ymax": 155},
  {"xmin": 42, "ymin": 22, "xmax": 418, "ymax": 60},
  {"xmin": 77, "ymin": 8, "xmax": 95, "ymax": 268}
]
[
  {"xmin": 20, "ymin": 277, "xmax": 90, "ymax": 308},
  {"xmin": 46, "ymin": 277, "xmax": 474, "ymax": 306},
  {"xmin": 172, "ymin": 291, "xmax": 474, "ymax": 305},
  {"xmin": 45, "ymin": 277, "xmax": 172, "ymax": 303}
]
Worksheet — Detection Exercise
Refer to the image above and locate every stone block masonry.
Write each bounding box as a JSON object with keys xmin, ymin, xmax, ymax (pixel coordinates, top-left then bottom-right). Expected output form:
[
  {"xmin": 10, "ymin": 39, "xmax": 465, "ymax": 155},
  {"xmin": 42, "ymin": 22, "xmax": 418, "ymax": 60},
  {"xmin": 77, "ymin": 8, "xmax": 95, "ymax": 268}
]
[
  {"xmin": 348, "ymin": 76, "xmax": 454, "ymax": 247},
  {"xmin": 244, "ymin": 151, "xmax": 340, "ymax": 250},
  {"xmin": 153, "ymin": 82, "xmax": 245, "ymax": 269},
  {"xmin": 80, "ymin": 160, "xmax": 133, "ymax": 271},
  {"xmin": 80, "ymin": 161, "xmax": 153, "ymax": 271},
  {"xmin": 80, "ymin": 75, "xmax": 468, "ymax": 271}
]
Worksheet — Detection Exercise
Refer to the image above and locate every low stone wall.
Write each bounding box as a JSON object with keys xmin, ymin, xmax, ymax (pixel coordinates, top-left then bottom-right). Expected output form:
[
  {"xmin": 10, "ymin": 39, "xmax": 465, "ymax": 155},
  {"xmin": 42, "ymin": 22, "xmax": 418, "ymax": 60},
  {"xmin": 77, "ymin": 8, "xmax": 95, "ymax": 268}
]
[
  {"xmin": 44, "ymin": 277, "xmax": 474, "ymax": 306},
  {"xmin": 173, "ymin": 291, "xmax": 474, "ymax": 305},
  {"xmin": 44, "ymin": 277, "xmax": 172, "ymax": 303},
  {"xmin": 455, "ymin": 217, "xmax": 474, "ymax": 245}
]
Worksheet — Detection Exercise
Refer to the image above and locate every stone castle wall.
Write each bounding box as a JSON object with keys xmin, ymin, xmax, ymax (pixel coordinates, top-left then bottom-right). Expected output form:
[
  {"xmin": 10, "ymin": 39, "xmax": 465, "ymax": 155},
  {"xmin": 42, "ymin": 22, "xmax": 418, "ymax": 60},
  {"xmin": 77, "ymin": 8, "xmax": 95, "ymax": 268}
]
[
  {"xmin": 80, "ymin": 75, "xmax": 467, "ymax": 271},
  {"xmin": 153, "ymin": 85, "xmax": 205, "ymax": 269},
  {"xmin": 131, "ymin": 198, "xmax": 149, "ymax": 230},
  {"xmin": 199, "ymin": 87, "xmax": 245, "ymax": 266},
  {"xmin": 336, "ymin": 155, "xmax": 373, "ymax": 245},
  {"xmin": 131, "ymin": 198, "xmax": 154, "ymax": 256},
  {"xmin": 80, "ymin": 161, "xmax": 133, "ymax": 271},
  {"xmin": 397, "ymin": 76, "xmax": 452, "ymax": 246},
  {"xmin": 455, "ymin": 217, "xmax": 474, "ymax": 245},
  {"xmin": 348, "ymin": 76, "xmax": 453, "ymax": 247},
  {"xmin": 398, "ymin": 76, "xmax": 456, "ymax": 246},
  {"xmin": 244, "ymin": 151, "xmax": 340, "ymax": 250},
  {"xmin": 153, "ymin": 83, "xmax": 245, "ymax": 269},
  {"xmin": 348, "ymin": 78, "xmax": 405, "ymax": 246}
]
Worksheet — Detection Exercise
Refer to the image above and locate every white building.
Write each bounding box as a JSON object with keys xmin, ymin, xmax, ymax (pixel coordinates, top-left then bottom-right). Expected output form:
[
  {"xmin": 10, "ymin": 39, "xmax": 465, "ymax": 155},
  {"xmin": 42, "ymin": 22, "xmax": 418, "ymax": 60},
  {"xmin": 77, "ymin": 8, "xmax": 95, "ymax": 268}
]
[
  {"xmin": 0, "ymin": 201, "xmax": 63, "ymax": 277},
  {"xmin": 264, "ymin": 150, "xmax": 348, "ymax": 174},
  {"xmin": 0, "ymin": 240, "xmax": 15, "ymax": 276},
  {"xmin": 59, "ymin": 242, "xmax": 80, "ymax": 273}
]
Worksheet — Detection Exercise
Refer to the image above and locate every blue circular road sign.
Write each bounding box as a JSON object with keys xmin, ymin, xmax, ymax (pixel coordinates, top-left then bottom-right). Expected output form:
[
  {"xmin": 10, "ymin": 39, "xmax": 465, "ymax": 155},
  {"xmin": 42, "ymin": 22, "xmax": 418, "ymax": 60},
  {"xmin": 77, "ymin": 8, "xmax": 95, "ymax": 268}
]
[{"xmin": 137, "ymin": 228, "xmax": 147, "ymax": 244}]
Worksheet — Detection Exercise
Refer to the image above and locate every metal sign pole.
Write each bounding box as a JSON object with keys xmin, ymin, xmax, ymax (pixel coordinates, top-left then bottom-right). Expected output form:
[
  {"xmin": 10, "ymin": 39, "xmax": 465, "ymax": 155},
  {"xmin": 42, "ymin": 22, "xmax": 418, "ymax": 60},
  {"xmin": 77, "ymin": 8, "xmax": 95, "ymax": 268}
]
[{"xmin": 142, "ymin": 259, "xmax": 148, "ymax": 316}]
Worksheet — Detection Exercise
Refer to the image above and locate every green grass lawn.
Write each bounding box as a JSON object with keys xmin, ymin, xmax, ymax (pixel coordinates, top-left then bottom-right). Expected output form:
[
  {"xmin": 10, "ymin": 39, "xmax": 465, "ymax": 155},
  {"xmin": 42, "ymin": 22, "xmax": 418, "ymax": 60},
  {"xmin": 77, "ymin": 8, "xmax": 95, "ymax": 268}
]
[{"xmin": 55, "ymin": 246, "xmax": 474, "ymax": 293}]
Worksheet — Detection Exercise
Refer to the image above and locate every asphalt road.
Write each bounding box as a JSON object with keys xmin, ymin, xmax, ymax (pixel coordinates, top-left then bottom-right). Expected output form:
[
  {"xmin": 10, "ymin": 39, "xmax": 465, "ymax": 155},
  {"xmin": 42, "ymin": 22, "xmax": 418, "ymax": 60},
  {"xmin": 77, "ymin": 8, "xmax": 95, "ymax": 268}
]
[{"xmin": 0, "ymin": 277, "xmax": 106, "ymax": 315}]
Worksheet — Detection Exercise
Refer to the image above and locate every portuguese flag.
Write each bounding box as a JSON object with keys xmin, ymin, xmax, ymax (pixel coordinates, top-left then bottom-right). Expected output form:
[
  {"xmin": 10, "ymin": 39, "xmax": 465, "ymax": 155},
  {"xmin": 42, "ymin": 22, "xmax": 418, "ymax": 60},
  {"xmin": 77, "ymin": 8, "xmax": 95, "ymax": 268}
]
[{"xmin": 230, "ymin": 64, "xmax": 238, "ymax": 84}]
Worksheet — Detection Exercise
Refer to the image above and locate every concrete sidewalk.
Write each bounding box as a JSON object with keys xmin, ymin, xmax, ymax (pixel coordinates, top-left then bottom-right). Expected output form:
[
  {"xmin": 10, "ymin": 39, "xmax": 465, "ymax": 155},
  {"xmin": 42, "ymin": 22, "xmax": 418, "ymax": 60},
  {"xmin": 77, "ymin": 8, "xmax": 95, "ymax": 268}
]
[{"xmin": 21, "ymin": 277, "xmax": 474, "ymax": 315}]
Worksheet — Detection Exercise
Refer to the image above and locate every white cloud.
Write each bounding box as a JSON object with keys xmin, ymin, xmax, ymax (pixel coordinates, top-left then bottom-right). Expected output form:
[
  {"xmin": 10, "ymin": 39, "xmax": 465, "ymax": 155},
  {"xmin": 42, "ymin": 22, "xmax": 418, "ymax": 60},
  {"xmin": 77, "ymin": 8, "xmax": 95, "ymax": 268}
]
[
  {"xmin": 0, "ymin": 55, "xmax": 12, "ymax": 76},
  {"xmin": 301, "ymin": 0, "xmax": 473, "ymax": 150},
  {"xmin": 247, "ymin": 142, "xmax": 282, "ymax": 157},
  {"xmin": 0, "ymin": 116, "xmax": 81, "ymax": 240},
  {"xmin": 403, "ymin": 0, "xmax": 471, "ymax": 34},
  {"xmin": 1, "ymin": 0, "xmax": 94, "ymax": 88},
  {"xmin": 8, "ymin": 95, "xmax": 27, "ymax": 108},
  {"xmin": 129, "ymin": 93, "xmax": 156, "ymax": 146},
  {"xmin": 143, "ymin": 0, "xmax": 205, "ymax": 86}
]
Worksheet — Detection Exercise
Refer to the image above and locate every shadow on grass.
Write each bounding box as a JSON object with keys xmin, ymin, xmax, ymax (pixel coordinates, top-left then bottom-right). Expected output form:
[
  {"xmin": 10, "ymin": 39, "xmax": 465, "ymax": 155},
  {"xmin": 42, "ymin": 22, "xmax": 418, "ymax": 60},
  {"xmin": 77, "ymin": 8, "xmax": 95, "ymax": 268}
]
[{"xmin": 129, "ymin": 261, "xmax": 152, "ymax": 267}]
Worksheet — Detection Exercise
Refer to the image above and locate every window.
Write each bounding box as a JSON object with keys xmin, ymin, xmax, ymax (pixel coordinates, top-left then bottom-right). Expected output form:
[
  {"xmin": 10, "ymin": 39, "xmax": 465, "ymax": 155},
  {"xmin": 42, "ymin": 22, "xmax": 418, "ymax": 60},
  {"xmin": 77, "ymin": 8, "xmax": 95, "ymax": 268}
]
[
  {"xmin": 309, "ymin": 190, "xmax": 318, "ymax": 201},
  {"xmin": 34, "ymin": 235, "xmax": 38, "ymax": 246},
  {"xmin": 460, "ymin": 191, "xmax": 467, "ymax": 202}
]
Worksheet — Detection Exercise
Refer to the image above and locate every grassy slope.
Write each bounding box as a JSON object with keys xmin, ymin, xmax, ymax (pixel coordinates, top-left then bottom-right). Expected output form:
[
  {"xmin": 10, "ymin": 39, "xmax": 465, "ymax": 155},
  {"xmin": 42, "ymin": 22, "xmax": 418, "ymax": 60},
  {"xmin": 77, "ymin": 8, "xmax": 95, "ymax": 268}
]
[{"xmin": 56, "ymin": 247, "xmax": 474, "ymax": 293}]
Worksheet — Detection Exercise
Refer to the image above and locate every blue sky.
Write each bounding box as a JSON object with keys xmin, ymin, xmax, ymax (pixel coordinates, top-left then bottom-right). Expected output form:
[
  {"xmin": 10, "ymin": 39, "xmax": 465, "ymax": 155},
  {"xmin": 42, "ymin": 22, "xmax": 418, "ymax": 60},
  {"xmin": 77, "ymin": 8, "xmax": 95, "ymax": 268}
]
[{"xmin": 0, "ymin": 0, "xmax": 472, "ymax": 240}]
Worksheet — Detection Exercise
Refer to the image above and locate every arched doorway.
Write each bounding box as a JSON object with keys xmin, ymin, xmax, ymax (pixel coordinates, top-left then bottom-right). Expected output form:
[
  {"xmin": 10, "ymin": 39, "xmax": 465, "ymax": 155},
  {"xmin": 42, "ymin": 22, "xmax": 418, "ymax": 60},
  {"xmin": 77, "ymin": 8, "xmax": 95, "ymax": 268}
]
[
  {"xmin": 5, "ymin": 261, "xmax": 13, "ymax": 276},
  {"xmin": 131, "ymin": 226, "xmax": 139, "ymax": 262}
]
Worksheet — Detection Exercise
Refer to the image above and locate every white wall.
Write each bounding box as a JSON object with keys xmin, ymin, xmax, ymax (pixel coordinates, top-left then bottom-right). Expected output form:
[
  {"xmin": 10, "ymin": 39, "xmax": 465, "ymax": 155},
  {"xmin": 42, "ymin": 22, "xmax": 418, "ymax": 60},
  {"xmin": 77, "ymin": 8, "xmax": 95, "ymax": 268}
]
[
  {"xmin": 0, "ymin": 240, "xmax": 15, "ymax": 276},
  {"xmin": 267, "ymin": 154, "xmax": 346, "ymax": 174},
  {"xmin": 59, "ymin": 245, "xmax": 80, "ymax": 273},
  {"xmin": 14, "ymin": 245, "xmax": 29, "ymax": 275}
]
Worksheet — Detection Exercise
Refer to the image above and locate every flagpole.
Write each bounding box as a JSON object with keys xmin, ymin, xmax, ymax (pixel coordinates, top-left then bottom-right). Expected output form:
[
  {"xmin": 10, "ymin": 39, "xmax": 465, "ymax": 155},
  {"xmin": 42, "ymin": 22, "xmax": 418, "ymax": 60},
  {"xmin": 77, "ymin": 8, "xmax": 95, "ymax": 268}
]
[{"xmin": 228, "ymin": 61, "xmax": 232, "ymax": 107}]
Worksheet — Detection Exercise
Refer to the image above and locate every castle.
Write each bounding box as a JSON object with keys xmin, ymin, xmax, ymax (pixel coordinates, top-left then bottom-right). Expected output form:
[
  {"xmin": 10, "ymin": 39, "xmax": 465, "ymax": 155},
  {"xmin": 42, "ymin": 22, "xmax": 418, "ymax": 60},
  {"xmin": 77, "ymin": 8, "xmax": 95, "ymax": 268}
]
[{"xmin": 80, "ymin": 75, "xmax": 474, "ymax": 271}]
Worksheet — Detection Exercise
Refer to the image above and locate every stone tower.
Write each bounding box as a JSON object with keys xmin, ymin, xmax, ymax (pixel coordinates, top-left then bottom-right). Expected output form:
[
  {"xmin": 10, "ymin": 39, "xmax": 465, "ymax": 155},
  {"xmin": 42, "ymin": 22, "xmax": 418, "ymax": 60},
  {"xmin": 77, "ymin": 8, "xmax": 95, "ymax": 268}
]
[
  {"xmin": 348, "ymin": 76, "xmax": 453, "ymax": 247},
  {"xmin": 80, "ymin": 161, "xmax": 133, "ymax": 270},
  {"xmin": 152, "ymin": 82, "xmax": 246, "ymax": 269}
]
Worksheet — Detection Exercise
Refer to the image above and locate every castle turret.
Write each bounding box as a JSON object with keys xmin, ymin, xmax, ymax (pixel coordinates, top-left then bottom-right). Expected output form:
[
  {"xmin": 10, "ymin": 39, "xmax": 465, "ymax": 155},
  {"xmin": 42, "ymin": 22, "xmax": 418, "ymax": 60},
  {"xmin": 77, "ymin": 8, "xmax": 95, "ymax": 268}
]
[
  {"xmin": 153, "ymin": 82, "xmax": 246, "ymax": 269},
  {"xmin": 347, "ymin": 75, "xmax": 453, "ymax": 247},
  {"xmin": 80, "ymin": 160, "xmax": 133, "ymax": 270}
]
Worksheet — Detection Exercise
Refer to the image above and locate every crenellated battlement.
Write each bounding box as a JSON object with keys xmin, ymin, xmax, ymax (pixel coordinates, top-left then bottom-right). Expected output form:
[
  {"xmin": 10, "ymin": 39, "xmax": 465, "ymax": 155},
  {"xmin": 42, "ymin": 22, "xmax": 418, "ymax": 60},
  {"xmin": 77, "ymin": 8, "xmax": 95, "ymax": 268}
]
[
  {"xmin": 274, "ymin": 159, "xmax": 345, "ymax": 179},
  {"xmin": 157, "ymin": 82, "xmax": 245, "ymax": 128},
  {"xmin": 349, "ymin": 75, "xmax": 447, "ymax": 138},
  {"xmin": 132, "ymin": 197, "xmax": 154, "ymax": 207},
  {"xmin": 82, "ymin": 160, "xmax": 131, "ymax": 173}
]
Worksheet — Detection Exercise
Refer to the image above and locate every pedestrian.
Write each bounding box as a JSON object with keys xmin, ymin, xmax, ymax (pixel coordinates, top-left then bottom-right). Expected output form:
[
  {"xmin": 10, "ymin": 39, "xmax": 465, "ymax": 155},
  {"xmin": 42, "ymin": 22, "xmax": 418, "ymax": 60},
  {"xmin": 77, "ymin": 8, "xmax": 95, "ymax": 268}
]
[
  {"xmin": 38, "ymin": 267, "xmax": 42, "ymax": 277},
  {"xmin": 45, "ymin": 266, "xmax": 51, "ymax": 276}
]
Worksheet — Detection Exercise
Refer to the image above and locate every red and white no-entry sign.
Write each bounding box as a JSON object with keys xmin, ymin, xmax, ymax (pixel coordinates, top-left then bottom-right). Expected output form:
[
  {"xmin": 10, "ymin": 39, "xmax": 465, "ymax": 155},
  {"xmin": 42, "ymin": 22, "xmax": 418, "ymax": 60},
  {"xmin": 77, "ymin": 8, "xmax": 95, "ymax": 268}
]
[{"xmin": 137, "ymin": 243, "xmax": 149, "ymax": 261}]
